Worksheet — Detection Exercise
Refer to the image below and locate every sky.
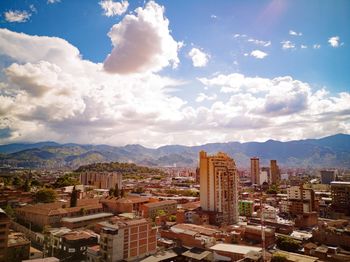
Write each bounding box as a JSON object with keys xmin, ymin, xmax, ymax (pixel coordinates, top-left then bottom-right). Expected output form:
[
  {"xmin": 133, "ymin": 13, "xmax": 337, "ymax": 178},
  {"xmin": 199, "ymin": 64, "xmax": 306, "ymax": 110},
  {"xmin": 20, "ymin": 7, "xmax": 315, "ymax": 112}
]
[{"xmin": 0, "ymin": 0, "xmax": 349, "ymax": 147}]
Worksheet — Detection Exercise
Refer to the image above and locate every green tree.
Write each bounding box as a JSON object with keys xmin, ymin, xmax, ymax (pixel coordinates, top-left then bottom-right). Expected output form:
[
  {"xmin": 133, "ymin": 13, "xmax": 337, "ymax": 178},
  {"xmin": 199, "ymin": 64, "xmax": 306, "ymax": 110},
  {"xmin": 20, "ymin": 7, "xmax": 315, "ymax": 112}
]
[
  {"xmin": 271, "ymin": 254, "xmax": 288, "ymax": 262},
  {"xmin": 70, "ymin": 186, "xmax": 78, "ymax": 207},
  {"xmin": 108, "ymin": 188, "xmax": 114, "ymax": 196},
  {"xmin": 3, "ymin": 205, "xmax": 15, "ymax": 219},
  {"xmin": 23, "ymin": 178, "xmax": 31, "ymax": 192},
  {"xmin": 276, "ymin": 236, "xmax": 301, "ymax": 252},
  {"xmin": 35, "ymin": 188, "xmax": 57, "ymax": 203},
  {"xmin": 113, "ymin": 183, "xmax": 120, "ymax": 198}
]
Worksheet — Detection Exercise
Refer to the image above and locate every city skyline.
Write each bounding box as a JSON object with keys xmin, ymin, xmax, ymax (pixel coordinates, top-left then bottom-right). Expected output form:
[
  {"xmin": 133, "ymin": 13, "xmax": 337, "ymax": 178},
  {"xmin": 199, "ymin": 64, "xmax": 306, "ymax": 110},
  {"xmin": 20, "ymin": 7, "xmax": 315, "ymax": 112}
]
[{"xmin": 0, "ymin": 0, "xmax": 349, "ymax": 147}]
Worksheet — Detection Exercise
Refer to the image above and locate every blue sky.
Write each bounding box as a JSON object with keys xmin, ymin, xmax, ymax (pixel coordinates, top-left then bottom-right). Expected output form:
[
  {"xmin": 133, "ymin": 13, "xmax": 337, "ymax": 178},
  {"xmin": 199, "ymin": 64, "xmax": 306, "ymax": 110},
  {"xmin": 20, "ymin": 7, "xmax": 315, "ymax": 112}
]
[{"xmin": 0, "ymin": 0, "xmax": 349, "ymax": 146}]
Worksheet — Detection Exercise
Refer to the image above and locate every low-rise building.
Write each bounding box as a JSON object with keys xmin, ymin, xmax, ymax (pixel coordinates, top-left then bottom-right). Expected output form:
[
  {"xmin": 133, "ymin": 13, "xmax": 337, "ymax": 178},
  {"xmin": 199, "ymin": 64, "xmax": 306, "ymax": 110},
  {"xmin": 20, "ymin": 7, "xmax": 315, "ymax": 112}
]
[
  {"xmin": 101, "ymin": 196, "xmax": 150, "ymax": 215},
  {"xmin": 0, "ymin": 208, "xmax": 10, "ymax": 262},
  {"xmin": 61, "ymin": 212, "xmax": 114, "ymax": 229},
  {"xmin": 99, "ymin": 218, "xmax": 157, "ymax": 261},
  {"xmin": 142, "ymin": 200, "xmax": 177, "ymax": 219},
  {"xmin": 16, "ymin": 199, "xmax": 103, "ymax": 229},
  {"xmin": 210, "ymin": 243, "xmax": 261, "ymax": 261},
  {"xmin": 7, "ymin": 232, "xmax": 30, "ymax": 262}
]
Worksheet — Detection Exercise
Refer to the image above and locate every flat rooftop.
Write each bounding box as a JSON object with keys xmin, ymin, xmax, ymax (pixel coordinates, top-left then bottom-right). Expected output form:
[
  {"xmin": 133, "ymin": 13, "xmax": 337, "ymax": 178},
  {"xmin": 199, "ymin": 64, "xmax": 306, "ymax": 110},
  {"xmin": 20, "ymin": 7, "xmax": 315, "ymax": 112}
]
[
  {"xmin": 331, "ymin": 181, "xmax": 350, "ymax": 186},
  {"xmin": 61, "ymin": 212, "xmax": 113, "ymax": 223},
  {"xmin": 210, "ymin": 243, "xmax": 261, "ymax": 255}
]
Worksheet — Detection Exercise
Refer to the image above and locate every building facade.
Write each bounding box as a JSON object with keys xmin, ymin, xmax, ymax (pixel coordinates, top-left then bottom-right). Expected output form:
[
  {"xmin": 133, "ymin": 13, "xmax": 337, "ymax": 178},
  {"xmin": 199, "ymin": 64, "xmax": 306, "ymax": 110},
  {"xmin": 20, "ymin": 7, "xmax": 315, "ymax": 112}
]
[
  {"xmin": 80, "ymin": 172, "xmax": 122, "ymax": 190},
  {"xmin": 238, "ymin": 200, "xmax": 254, "ymax": 217},
  {"xmin": 331, "ymin": 181, "xmax": 350, "ymax": 215},
  {"xmin": 270, "ymin": 160, "xmax": 280, "ymax": 185},
  {"xmin": 250, "ymin": 157, "xmax": 260, "ymax": 185},
  {"xmin": 99, "ymin": 218, "xmax": 156, "ymax": 262},
  {"xmin": 0, "ymin": 208, "xmax": 10, "ymax": 262},
  {"xmin": 320, "ymin": 170, "xmax": 336, "ymax": 185},
  {"xmin": 199, "ymin": 151, "xmax": 239, "ymax": 225}
]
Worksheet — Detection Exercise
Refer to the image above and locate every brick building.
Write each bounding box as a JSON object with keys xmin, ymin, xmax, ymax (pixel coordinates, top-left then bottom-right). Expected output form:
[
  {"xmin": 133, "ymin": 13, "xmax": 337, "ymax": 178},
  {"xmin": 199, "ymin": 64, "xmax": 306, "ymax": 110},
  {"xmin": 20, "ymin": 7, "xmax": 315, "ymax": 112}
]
[
  {"xmin": 0, "ymin": 208, "xmax": 10, "ymax": 262},
  {"xmin": 142, "ymin": 200, "xmax": 177, "ymax": 219},
  {"xmin": 99, "ymin": 218, "xmax": 157, "ymax": 261}
]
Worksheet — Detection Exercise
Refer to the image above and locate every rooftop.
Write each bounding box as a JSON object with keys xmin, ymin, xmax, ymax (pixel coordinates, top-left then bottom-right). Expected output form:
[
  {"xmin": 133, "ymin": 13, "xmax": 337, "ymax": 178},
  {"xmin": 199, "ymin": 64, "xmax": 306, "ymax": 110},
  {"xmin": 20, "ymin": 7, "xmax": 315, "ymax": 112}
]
[
  {"xmin": 210, "ymin": 243, "xmax": 261, "ymax": 255},
  {"xmin": 22, "ymin": 257, "xmax": 59, "ymax": 262},
  {"xmin": 331, "ymin": 181, "xmax": 350, "ymax": 186},
  {"xmin": 8, "ymin": 232, "xmax": 30, "ymax": 247},
  {"xmin": 143, "ymin": 200, "xmax": 177, "ymax": 208},
  {"xmin": 273, "ymin": 250, "xmax": 318, "ymax": 262},
  {"xmin": 61, "ymin": 212, "xmax": 113, "ymax": 223}
]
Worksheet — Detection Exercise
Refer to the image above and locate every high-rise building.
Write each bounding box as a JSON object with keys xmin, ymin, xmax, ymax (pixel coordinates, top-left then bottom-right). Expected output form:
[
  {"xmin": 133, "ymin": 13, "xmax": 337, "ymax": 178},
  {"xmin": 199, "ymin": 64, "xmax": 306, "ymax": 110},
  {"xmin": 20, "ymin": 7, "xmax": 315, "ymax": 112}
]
[
  {"xmin": 80, "ymin": 172, "xmax": 122, "ymax": 189},
  {"xmin": 199, "ymin": 151, "xmax": 239, "ymax": 225},
  {"xmin": 331, "ymin": 181, "xmax": 350, "ymax": 215},
  {"xmin": 250, "ymin": 157, "xmax": 260, "ymax": 185},
  {"xmin": 320, "ymin": 170, "xmax": 336, "ymax": 185},
  {"xmin": 270, "ymin": 160, "xmax": 280, "ymax": 185}
]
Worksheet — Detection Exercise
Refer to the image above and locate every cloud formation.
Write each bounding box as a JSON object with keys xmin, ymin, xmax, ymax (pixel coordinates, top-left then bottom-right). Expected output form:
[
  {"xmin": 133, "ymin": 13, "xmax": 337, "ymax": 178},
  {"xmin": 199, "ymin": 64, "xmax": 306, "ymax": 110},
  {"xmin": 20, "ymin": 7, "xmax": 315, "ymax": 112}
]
[
  {"xmin": 328, "ymin": 36, "xmax": 340, "ymax": 47},
  {"xmin": 281, "ymin": 40, "xmax": 295, "ymax": 49},
  {"xmin": 188, "ymin": 48, "xmax": 209, "ymax": 67},
  {"xmin": 4, "ymin": 10, "xmax": 31, "ymax": 23},
  {"xmin": 250, "ymin": 50, "xmax": 268, "ymax": 59},
  {"xmin": 99, "ymin": 0, "xmax": 129, "ymax": 17},
  {"xmin": 103, "ymin": 1, "xmax": 180, "ymax": 74},
  {"xmin": 289, "ymin": 30, "xmax": 302, "ymax": 36}
]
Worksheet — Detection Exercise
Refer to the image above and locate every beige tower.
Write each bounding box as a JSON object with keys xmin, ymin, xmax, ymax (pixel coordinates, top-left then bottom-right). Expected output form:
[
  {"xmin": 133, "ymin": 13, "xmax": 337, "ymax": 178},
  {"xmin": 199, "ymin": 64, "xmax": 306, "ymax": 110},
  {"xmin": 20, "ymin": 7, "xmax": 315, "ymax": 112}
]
[
  {"xmin": 250, "ymin": 157, "xmax": 260, "ymax": 185},
  {"xmin": 199, "ymin": 151, "xmax": 239, "ymax": 225}
]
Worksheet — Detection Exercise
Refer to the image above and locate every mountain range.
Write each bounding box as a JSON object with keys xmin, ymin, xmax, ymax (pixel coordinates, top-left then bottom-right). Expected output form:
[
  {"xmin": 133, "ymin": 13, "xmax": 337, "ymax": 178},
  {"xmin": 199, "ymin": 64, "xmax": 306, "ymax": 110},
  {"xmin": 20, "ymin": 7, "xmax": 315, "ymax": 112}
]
[{"xmin": 0, "ymin": 134, "xmax": 349, "ymax": 169}]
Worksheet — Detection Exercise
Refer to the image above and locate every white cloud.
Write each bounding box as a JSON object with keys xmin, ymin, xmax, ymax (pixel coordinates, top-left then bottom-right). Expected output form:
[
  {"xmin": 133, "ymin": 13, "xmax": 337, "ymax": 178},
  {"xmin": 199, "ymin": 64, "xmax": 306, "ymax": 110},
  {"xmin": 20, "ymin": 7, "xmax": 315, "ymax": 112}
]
[
  {"xmin": 289, "ymin": 30, "xmax": 302, "ymax": 36},
  {"xmin": 47, "ymin": 0, "xmax": 60, "ymax": 3},
  {"xmin": 250, "ymin": 50, "xmax": 268, "ymax": 59},
  {"xmin": 0, "ymin": 27, "xmax": 349, "ymax": 146},
  {"xmin": 103, "ymin": 1, "xmax": 180, "ymax": 74},
  {"xmin": 4, "ymin": 10, "xmax": 31, "ymax": 23},
  {"xmin": 99, "ymin": 0, "xmax": 129, "ymax": 17},
  {"xmin": 281, "ymin": 40, "xmax": 295, "ymax": 50},
  {"xmin": 313, "ymin": 44, "xmax": 321, "ymax": 49},
  {"xmin": 188, "ymin": 48, "xmax": 209, "ymax": 67},
  {"xmin": 196, "ymin": 93, "xmax": 217, "ymax": 102},
  {"xmin": 328, "ymin": 36, "xmax": 340, "ymax": 48},
  {"xmin": 301, "ymin": 44, "xmax": 307, "ymax": 49},
  {"xmin": 247, "ymin": 38, "xmax": 271, "ymax": 47},
  {"xmin": 210, "ymin": 14, "xmax": 217, "ymax": 19}
]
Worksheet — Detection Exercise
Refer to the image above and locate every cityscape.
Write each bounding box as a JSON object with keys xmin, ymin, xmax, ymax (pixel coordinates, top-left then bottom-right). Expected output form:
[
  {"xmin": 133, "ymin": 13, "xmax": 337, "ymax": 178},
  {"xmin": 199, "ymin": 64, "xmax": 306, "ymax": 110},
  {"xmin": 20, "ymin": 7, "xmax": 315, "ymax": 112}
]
[{"xmin": 0, "ymin": 1, "xmax": 350, "ymax": 262}]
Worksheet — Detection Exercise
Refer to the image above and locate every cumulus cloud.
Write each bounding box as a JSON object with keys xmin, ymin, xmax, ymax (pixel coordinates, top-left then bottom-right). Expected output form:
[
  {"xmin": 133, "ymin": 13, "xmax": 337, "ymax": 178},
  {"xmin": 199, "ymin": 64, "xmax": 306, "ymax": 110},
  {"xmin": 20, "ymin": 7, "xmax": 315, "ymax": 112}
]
[
  {"xmin": 4, "ymin": 10, "xmax": 31, "ymax": 23},
  {"xmin": 99, "ymin": 0, "xmax": 129, "ymax": 17},
  {"xmin": 313, "ymin": 44, "xmax": 321, "ymax": 49},
  {"xmin": 0, "ymin": 26, "xmax": 349, "ymax": 146},
  {"xmin": 188, "ymin": 48, "xmax": 209, "ymax": 67},
  {"xmin": 289, "ymin": 30, "xmax": 302, "ymax": 36},
  {"xmin": 281, "ymin": 40, "xmax": 295, "ymax": 50},
  {"xmin": 247, "ymin": 38, "xmax": 271, "ymax": 47},
  {"xmin": 103, "ymin": 1, "xmax": 180, "ymax": 74},
  {"xmin": 196, "ymin": 93, "xmax": 217, "ymax": 102},
  {"xmin": 250, "ymin": 50, "xmax": 268, "ymax": 59},
  {"xmin": 328, "ymin": 36, "xmax": 340, "ymax": 47},
  {"xmin": 47, "ymin": 0, "xmax": 60, "ymax": 3}
]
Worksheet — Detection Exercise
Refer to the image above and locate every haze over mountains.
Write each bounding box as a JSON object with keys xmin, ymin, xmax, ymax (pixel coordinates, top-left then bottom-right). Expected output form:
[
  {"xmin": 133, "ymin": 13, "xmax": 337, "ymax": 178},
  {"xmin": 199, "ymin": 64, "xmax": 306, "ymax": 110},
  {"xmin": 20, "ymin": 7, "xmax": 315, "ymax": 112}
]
[{"xmin": 0, "ymin": 134, "xmax": 349, "ymax": 169}]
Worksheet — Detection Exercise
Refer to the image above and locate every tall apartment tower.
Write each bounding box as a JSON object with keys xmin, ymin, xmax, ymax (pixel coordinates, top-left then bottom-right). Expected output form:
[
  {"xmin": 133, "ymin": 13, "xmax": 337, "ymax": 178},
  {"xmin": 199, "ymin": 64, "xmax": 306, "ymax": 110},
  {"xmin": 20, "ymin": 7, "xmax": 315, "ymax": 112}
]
[
  {"xmin": 250, "ymin": 157, "xmax": 260, "ymax": 185},
  {"xmin": 199, "ymin": 151, "xmax": 239, "ymax": 225},
  {"xmin": 270, "ymin": 160, "xmax": 280, "ymax": 185}
]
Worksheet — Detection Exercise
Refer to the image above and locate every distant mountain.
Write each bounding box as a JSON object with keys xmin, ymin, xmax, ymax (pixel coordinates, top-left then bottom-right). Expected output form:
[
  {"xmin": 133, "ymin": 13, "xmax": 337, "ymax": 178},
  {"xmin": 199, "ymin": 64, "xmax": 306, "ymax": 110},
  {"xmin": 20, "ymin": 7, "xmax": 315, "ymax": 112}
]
[{"xmin": 0, "ymin": 134, "xmax": 349, "ymax": 169}]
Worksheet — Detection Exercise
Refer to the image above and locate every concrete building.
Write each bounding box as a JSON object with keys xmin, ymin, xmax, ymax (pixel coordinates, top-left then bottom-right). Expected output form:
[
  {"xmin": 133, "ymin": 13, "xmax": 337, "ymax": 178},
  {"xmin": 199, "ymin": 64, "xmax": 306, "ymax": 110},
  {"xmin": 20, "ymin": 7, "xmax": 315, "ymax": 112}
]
[
  {"xmin": 285, "ymin": 185, "xmax": 316, "ymax": 215},
  {"xmin": 320, "ymin": 170, "xmax": 336, "ymax": 185},
  {"xmin": 331, "ymin": 181, "xmax": 350, "ymax": 215},
  {"xmin": 142, "ymin": 200, "xmax": 177, "ymax": 219},
  {"xmin": 7, "ymin": 232, "xmax": 30, "ymax": 262},
  {"xmin": 99, "ymin": 218, "xmax": 156, "ymax": 262},
  {"xmin": 0, "ymin": 208, "xmax": 10, "ymax": 262},
  {"xmin": 61, "ymin": 213, "xmax": 114, "ymax": 229},
  {"xmin": 250, "ymin": 157, "xmax": 260, "ymax": 185},
  {"xmin": 80, "ymin": 172, "xmax": 122, "ymax": 190},
  {"xmin": 239, "ymin": 200, "xmax": 254, "ymax": 217},
  {"xmin": 199, "ymin": 151, "xmax": 239, "ymax": 225},
  {"xmin": 270, "ymin": 160, "xmax": 280, "ymax": 185},
  {"xmin": 101, "ymin": 196, "xmax": 150, "ymax": 215},
  {"xmin": 16, "ymin": 199, "xmax": 103, "ymax": 229}
]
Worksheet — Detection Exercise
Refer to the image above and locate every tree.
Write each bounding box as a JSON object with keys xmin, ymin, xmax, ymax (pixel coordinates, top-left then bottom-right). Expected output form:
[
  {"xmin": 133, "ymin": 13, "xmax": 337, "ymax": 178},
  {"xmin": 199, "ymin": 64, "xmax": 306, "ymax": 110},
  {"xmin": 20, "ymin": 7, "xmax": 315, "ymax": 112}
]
[
  {"xmin": 23, "ymin": 178, "xmax": 31, "ymax": 192},
  {"xmin": 35, "ymin": 188, "xmax": 57, "ymax": 203},
  {"xmin": 271, "ymin": 254, "xmax": 288, "ymax": 262},
  {"xmin": 3, "ymin": 205, "xmax": 15, "ymax": 219},
  {"xmin": 113, "ymin": 183, "xmax": 120, "ymax": 198},
  {"xmin": 70, "ymin": 186, "xmax": 78, "ymax": 207},
  {"xmin": 276, "ymin": 236, "xmax": 301, "ymax": 252},
  {"xmin": 121, "ymin": 188, "xmax": 126, "ymax": 198},
  {"xmin": 108, "ymin": 188, "xmax": 114, "ymax": 196}
]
